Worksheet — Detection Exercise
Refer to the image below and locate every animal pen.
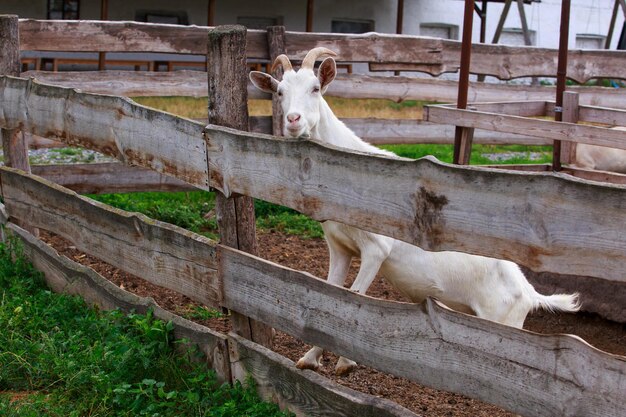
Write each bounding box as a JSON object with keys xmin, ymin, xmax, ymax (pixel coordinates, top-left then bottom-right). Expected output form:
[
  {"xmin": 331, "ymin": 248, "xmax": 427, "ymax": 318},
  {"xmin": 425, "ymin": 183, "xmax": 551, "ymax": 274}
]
[{"xmin": 1, "ymin": 16, "xmax": 626, "ymax": 417}]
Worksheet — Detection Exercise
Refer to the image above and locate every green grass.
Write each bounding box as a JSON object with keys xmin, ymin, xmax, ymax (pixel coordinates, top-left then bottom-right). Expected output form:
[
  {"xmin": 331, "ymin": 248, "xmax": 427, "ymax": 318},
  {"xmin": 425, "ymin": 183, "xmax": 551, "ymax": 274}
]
[
  {"xmin": 0, "ymin": 239, "xmax": 292, "ymax": 417},
  {"xmin": 380, "ymin": 143, "xmax": 553, "ymax": 165}
]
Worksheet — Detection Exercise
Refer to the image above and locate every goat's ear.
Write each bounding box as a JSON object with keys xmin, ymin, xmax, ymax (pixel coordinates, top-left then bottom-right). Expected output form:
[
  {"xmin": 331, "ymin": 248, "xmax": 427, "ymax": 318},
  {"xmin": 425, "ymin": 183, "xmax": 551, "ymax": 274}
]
[
  {"xmin": 249, "ymin": 71, "xmax": 278, "ymax": 93},
  {"xmin": 317, "ymin": 57, "xmax": 336, "ymax": 94}
]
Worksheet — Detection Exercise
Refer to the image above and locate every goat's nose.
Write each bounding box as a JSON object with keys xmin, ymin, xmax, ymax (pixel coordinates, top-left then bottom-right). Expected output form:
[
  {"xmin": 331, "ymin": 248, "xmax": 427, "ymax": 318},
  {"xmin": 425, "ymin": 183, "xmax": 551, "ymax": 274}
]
[{"xmin": 287, "ymin": 113, "xmax": 301, "ymax": 123}]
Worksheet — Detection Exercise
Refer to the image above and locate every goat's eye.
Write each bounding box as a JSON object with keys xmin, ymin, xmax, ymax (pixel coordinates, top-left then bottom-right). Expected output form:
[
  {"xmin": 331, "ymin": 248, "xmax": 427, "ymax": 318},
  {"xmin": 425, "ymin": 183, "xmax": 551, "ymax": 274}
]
[
  {"xmin": 277, "ymin": 91, "xmax": 283, "ymax": 97},
  {"xmin": 312, "ymin": 86, "xmax": 320, "ymax": 94}
]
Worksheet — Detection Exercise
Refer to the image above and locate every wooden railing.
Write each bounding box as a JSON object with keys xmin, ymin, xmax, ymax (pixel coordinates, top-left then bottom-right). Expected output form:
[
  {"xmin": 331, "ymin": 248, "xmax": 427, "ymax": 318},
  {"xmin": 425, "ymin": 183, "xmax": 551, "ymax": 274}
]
[
  {"xmin": 2, "ymin": 19, "xmax": 626, "ymax": 417},
  {"xmin": 17, "ymin": 19, "xmax": 626, "ymax": 149}
]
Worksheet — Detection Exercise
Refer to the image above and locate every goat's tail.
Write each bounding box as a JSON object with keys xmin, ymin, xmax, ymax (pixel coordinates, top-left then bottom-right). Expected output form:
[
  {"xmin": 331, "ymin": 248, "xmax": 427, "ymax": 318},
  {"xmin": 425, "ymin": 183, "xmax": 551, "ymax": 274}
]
[{"xmin": 534, "ymin": 292, "xmax": 581, "ymax": 314}]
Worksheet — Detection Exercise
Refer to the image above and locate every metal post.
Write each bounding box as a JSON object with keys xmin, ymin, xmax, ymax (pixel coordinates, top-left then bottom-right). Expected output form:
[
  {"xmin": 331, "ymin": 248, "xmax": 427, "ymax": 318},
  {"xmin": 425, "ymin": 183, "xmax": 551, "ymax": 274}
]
[
  {"xmin": 306, "ymin": 0, "xmax": 314, "ymax": 32},
  {"xmin": 395, "ymin": 0, "xmax": 404, "ymax": 75},
  {"xmin": 552, "ymin": 0, "xmax": 571, "ymax": 171}
]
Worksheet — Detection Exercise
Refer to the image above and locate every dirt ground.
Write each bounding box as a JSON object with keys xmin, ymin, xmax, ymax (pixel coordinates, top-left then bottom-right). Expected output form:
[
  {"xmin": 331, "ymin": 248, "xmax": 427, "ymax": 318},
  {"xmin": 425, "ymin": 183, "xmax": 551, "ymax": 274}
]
[{"xmin": 40, "ymin": 230, "xmax": 626, "ymax": 417}]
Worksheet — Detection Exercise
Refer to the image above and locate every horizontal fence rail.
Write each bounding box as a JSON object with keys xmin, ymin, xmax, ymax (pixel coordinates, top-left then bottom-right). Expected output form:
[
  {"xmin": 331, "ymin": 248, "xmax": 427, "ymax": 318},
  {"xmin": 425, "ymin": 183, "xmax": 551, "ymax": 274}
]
[
  {"xmin": 424, "ymin": 103, "xmax": 626, "ymax": 150},
  {"xmin": 1, "ymin": 76, "xmax": 626, "ymax": 282},
  {"xmin": 0, "ymin": 76, "xmax": 209, "ymax": 188},
  {"xmin": 0, "ymin": 171, "xmax": 624, "ymax": 417},
  {"xmin": 204, "ymin": 125, "xmax": 626, "ymax": 282},
  {"xmin": 1, "ymin": 168, "xmax": 221, "ymax": 308},
  {"xmin": 18, "ymin": 20, "xmax": 626, "ymax": 82},
  {"xmin": 18, "ymin": 19, "xmax": 268, "ymax": 58},
  {"xmin": 21, "ymin": 70, "xmax": 626, "ymax": 112},
  {"xmin": 31, "ymin": 162, "xmax": 195, "ymax": 194}
]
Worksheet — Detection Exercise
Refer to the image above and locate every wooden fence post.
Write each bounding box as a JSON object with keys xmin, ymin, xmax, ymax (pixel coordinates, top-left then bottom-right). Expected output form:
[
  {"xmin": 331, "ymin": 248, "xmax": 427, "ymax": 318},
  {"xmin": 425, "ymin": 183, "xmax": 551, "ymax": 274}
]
[
  {"xmin": 267, "ymin": 26, "xmax": 285, "ymax": 136},
  {"xmin": 560, "ymin": 91, "xmax": 579, "ymax": 165},
  {"xmin": 0, "ymin": 15, "xmax": 30, "ymax": 172},
  {"xmin": 0, "ymin": 15, "xmax": 38, "ymax": 237},
  {"xmin": 207, "ymin": 25, "xmax": 274, "ymax": 349}
]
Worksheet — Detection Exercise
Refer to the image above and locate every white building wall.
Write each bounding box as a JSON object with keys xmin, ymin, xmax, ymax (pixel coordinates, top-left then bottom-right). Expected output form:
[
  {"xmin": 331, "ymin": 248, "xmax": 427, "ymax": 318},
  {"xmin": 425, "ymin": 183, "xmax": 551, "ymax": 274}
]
[{"xmin": 1, "ymin": 0, "xmax": 622, "ymax": 50}]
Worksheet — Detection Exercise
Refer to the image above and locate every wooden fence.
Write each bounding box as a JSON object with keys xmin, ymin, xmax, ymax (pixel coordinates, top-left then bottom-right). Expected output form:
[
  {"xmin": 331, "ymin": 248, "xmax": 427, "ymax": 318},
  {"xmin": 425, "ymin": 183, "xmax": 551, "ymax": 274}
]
[
  {"xmin": 17, "ymin": 18, "xmax": 626, "ymax": 148},
  {"xmin": 1, "ymin": 19, "xmax": 626, "ymax": 416},
  {"xmin": 1, "ymin": 71, "xmax": 626, "ymax": 416}
]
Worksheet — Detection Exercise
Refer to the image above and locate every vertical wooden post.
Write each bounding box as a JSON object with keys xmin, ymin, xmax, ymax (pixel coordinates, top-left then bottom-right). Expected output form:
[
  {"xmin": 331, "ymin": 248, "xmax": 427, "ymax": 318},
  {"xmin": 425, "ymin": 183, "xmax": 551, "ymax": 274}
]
[
  {"xmin": 1, "ymin": 16, "xmax": 29, "ymax": 173},
  {"xmin": 559, "ymin": 92, "xmax": 579, "ymax": 166},
  {"xmin": 1, "ymin": 15, "xmax": 38, "ymax": 236},
  {"xmin": 207, "ymin": 25, "xmax": 273, "ymax": 348},
  {"xmin": 267, "ymin": 26, "xmax": 285, "ymax": 136}
]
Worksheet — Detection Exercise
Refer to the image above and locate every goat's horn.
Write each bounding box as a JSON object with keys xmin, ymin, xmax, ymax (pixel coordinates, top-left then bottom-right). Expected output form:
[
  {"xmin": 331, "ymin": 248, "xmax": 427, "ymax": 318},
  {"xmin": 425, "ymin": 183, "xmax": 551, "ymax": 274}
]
[
  {"xmin": 301, "ymin": 47, "xmax": 337, "ymax": 70},
  {"xmin": 271, "ymin": 54, "xmax": 293, "ymax": 73}
]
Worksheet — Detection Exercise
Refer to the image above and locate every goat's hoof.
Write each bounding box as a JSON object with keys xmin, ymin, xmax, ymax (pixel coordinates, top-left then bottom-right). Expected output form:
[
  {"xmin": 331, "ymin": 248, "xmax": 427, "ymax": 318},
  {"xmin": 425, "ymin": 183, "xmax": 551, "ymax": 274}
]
[
  {"xmin": 296, "ymin": 358, "xmax": 320, "ymax": 371},
  {"xmin": 335, "ymin": 358, "xmax": 357, "ymax": 376}
]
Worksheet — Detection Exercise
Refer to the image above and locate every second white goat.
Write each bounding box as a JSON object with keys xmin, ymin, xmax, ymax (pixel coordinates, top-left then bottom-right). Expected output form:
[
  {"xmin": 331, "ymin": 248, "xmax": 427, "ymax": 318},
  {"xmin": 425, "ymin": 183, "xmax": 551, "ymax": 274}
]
[{"xmin": 250, "ymin": 47, "xmax": 580, "ymax": 376}]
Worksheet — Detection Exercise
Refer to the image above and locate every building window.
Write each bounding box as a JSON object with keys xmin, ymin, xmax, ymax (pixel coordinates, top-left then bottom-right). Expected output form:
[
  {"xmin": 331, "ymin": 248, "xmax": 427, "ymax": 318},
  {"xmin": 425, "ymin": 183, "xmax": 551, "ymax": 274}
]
[
  {"xmin": 135, "ymin": 10, "xmax": 189, "ymax": 25},
  {"xmin": 331, "ymin": 19, "xmax": 375, "ymax": 34},
  {"xmin": 420, "ymin": 23, "xmax": 459, "ymax": 40},
  {"xmin": 47, "ymin": 0, "xmax": 79, "ymax": 19},
  {"xmin": 500, "ymin": 28, "xmax": 536, "ymax": 46},
  {"xmin": 576, "ymin": 34, "xmax": 605, "ymax": 50},
  {"xmin": 237, "ymin": 16, "xmax": 283, "ymax": 30}
]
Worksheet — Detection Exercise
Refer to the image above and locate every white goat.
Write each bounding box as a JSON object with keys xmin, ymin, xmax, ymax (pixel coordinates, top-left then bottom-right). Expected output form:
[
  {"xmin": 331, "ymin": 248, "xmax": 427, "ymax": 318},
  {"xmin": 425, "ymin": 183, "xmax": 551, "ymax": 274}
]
[
  {"xmin": 570, "ymin": 127, "xmax": 626, "ymax": 173},
  {"xmin": 250, "ymin": 47, "xmax": 580, "ymax": 376}
]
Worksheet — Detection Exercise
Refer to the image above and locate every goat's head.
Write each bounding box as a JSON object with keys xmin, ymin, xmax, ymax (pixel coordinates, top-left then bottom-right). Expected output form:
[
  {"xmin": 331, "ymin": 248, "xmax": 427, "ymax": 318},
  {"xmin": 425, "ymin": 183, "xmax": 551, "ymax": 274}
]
[{"xmin": 249, "ymin": 47, "xmax": 337, "ymax": 138}]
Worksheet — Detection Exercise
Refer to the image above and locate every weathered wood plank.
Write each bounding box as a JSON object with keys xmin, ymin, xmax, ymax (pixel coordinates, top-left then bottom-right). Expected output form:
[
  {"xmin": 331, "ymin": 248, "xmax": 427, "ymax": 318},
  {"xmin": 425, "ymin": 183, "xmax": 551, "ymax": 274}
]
[
  {"xmin": 328, "ymin": 74, "xmax": 626, "ymax": 108},
  {"xmin": 346, "ymin": 118, "xmax": 549, "ymax": 145},
  {"xmin": 21, "ymin": 70, "xmax": 626, "ymax": 110},
  {"xmin": 7, "ymin": 222, "xmax": 231, "ymax": 383},
  {"xmin": 204, "ymin": 125, "xmax": 626, "ymax": 282},
  {"xmin": 228, "ymin": 333, "xmax": 417, "ymax": 417},
  {"xmin": 562, "ymin": 166, "xmax": 626, "ymax": 185},
  {"xmin": 220, "ymin": 245, "xmax": 626, "ymax": 417},
  {"xmin": 0, "ymin": 167, "xmax": 221, "ymax": 308},
  {"xmin": 578, "ymin": 104, "xmax": 626, "ymax": 126},
  {"xmin": 21, "ymin": 70, "xmax": 269, "ymax": 99},
  {"xmin": 250, "ymin": 116, "xmax": 551, "ymax": 145},
  {"xmin": 285, "ymin": 31, "xmax": 626, "ymax": 82},
  {"xmin": 18, "ymin": 19, "xmax": 268, "ymax": 58},
  {"xmin": 31, "ymin": 163, "xmax": 195, "ymax": 194},
  {"xmin": 0, "ymin": 76, "xmax": 209, "ymax": 189},
  {"xmin": 424, "ymin": 104, "xmax": 626, "ymax": 150},
  {"xmin": 18, "ymin": 20, "xmax": 626, "ymax": 82}
]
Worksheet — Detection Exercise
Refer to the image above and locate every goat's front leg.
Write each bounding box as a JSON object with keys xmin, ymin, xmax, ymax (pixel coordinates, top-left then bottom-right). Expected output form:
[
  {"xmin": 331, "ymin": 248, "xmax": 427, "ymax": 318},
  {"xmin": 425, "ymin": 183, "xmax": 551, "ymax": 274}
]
[
  {"xmin": 334, "ymin": 251, "xmax": 388, "ymax": 376},
  {"xmin": 296, "ymin": 243, "xmax": 351, "ymax": 372}
]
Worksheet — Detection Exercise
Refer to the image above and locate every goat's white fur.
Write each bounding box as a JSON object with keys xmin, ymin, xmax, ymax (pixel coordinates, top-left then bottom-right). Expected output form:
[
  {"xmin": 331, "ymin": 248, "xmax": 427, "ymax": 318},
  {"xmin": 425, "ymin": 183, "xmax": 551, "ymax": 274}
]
[
  {"xmin": 250, "ymin": 48, "xmax": 581, "ymax": 376},
  {"xmin": 570, "ymin": 127, "xmax": 626, "ymax": 173}
]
